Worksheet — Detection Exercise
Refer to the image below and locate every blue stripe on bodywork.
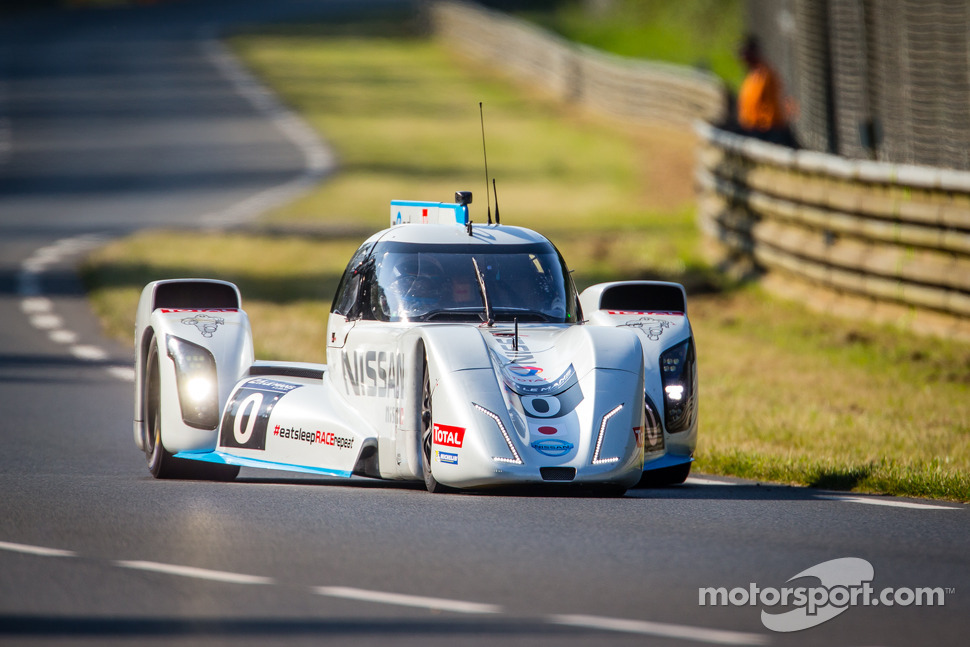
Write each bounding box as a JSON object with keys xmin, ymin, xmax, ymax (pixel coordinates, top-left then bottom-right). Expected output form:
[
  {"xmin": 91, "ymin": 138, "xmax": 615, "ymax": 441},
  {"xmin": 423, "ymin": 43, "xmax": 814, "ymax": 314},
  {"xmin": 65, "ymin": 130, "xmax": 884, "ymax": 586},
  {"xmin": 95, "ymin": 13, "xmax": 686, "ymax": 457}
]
[
  {"xmin": 390, "ymin": 200, "xmax": 449, "ymax": 208},
  {"xmin": 175, "ymin": 450, "xmax": 352, "ymax": 478},
  {"xmin": 642, "ymin": 453, "xmax": 693, "ymax": 472},
  {"xmin": 390, "ymin": 200, "xmax": 465, "ymax": 224}
]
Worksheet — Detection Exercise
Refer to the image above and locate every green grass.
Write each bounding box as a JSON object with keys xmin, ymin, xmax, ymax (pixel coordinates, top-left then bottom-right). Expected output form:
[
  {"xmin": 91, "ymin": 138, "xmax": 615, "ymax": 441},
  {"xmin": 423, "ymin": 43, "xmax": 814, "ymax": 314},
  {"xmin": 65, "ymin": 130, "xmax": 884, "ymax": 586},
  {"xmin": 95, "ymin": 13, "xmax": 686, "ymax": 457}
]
[
  {"xmin": 230, "ymin": 18, "xmax": 695, "ymax": 233},
  {"xmin": 517, "ymin": 0, "xmax": 746, "ymax": 88},
  {"xmin": 81, "ymin": 16, "xmax": 970, "ymax": 502},
  {"xmin": 690, "ymin": 287, "xmax": 970, "ymax": 501}
]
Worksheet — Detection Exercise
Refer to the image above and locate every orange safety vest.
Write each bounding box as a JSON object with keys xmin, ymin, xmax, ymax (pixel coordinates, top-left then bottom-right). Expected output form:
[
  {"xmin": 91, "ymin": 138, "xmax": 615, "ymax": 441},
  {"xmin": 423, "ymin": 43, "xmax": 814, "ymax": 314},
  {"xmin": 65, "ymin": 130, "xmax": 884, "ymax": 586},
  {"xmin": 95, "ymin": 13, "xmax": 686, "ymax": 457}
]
[{"xmin": 738, "ymin": 64, "xmax": 786, "ymax": 131}]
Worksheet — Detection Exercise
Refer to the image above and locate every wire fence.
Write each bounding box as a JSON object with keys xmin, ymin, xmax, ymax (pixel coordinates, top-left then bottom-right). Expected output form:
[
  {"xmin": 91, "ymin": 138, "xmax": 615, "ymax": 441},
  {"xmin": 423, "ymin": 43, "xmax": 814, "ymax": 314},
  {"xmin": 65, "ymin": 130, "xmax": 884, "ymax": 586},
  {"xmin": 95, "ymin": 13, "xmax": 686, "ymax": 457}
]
[{"xmin": 748, "ymin": 0, "xmax": 970, "ymax": 170}]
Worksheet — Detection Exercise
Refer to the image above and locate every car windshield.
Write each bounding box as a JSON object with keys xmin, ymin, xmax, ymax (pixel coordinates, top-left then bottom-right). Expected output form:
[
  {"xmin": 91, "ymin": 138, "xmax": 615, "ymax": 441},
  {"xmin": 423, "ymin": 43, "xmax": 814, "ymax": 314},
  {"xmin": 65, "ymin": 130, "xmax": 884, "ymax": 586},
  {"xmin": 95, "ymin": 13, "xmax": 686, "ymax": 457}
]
[{"xmin": 370, "ymin": 242, "xmax": 578, "ymax": 323}]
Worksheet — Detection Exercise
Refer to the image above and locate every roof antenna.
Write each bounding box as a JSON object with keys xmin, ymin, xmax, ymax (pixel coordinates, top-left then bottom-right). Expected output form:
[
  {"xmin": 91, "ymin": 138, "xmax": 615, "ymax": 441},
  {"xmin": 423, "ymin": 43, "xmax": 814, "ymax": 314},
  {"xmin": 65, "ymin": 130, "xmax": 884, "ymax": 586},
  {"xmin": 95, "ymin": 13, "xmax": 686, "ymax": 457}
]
[
  {"xmin": 492, "ymin": 178, "xmax": 500, "ymax": 225},
  {"xmin": 513, "ymin": 317, "xmax": 518, "ymax": 351},
  {"xmin": 479, "ymin": 102, "xmax": 492, "ymax": 225}
]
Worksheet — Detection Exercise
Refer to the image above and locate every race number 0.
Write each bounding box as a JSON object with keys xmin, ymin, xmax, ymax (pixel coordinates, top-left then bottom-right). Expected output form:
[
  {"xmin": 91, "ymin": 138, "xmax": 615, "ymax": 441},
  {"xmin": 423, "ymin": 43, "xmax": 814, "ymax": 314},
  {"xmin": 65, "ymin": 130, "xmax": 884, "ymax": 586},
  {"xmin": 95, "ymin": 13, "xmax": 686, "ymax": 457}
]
[
  {"xmin": 233, "ymin": 392, "xmax": 264, "ymax": 445},
  {"xmin": 521, "ymin": 394, "xmax": 561, "ymax": 418}
]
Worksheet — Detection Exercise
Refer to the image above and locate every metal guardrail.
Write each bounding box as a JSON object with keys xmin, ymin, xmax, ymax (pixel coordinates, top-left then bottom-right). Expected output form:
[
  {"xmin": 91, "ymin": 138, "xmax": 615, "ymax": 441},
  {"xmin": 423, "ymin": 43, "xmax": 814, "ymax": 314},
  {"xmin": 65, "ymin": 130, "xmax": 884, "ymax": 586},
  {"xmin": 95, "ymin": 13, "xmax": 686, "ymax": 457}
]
[
  {"xmin": 696, "ymin": 122, "xmax": 970, "ymax": 338},
  {"xmin": 428, "ymin": 1, "xmax": 724, "ymax": 127}
]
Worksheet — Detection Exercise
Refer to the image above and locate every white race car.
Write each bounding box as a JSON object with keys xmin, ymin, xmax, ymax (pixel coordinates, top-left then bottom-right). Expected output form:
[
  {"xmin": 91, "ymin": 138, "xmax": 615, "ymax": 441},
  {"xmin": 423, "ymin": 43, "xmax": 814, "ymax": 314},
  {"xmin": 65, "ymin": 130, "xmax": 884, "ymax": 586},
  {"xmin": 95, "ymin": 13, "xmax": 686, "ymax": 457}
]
[{"xmin": 132, "ymin": 192, "xmax": 697, "ymax": 494}]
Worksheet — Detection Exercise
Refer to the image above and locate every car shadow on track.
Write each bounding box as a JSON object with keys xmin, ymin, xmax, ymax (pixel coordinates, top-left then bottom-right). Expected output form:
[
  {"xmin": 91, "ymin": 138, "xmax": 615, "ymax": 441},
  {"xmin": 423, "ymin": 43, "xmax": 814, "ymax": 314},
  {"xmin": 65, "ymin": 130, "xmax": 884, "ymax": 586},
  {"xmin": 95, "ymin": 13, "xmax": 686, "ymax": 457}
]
[
  {"xmin": 0, "ymin": 615, "xmax": 611, "ymax": 642},
  {"xmin": 628, "ymin": 479, "xmax": 828, "ymax": 502},
  {"xmin": 231, "ymin": 472, "xmax": 850, "ymax": 503}
]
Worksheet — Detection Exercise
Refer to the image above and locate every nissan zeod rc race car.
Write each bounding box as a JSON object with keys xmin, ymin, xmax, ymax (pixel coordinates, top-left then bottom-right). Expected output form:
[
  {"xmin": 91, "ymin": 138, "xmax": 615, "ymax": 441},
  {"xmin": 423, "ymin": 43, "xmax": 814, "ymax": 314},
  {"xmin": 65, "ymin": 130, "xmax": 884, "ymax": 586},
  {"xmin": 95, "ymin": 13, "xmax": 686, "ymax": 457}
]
[{"xmin": 132, "ymin": 193, "xmax": 697, "ymax": 494}]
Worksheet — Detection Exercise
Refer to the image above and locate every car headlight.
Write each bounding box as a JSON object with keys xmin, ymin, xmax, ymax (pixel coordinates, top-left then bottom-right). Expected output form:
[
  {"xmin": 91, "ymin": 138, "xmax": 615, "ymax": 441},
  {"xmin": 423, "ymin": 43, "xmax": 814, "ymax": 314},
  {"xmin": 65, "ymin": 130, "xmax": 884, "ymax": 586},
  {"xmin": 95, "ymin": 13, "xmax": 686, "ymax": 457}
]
[
  {"xmin": 474, "ymin": 403, "xmax": 523, "ymax": 465},
  {"xmin": 591, "ymin": 404, "xmax": 623, "ymax": 465},
  {"xmin": 166, "ymin": 335, "xmax": 219, "ymax": 429},
  {"xmin": 659, "ymin": 338, "xmax": 697, "ymax": 434}
]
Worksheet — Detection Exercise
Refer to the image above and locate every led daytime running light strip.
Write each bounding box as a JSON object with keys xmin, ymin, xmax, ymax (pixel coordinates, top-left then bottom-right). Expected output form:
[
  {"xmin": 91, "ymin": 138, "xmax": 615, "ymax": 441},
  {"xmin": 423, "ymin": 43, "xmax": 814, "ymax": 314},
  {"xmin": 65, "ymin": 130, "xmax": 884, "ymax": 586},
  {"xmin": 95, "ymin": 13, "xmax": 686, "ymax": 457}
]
[
  {"xmin": 592, "ymin": 404, "xmax": 624, "ymax": 465},
  {"xmin": 473, "ymin": 403, "xmax": 523, "ymax": 465}
]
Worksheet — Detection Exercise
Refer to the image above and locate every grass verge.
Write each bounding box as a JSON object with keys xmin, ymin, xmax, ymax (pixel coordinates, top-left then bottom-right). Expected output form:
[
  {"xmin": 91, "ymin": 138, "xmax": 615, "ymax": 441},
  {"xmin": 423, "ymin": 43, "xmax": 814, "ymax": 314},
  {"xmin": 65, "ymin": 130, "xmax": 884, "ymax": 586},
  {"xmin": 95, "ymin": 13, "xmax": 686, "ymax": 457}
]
[
  {"xmin": 517, "ymin": 0, "xmax": 746, "ymax": 88},
  {"xmin": 690, "ymin": 288, "xmax": 969, "ymax": 501},
  {"xmin": 81, "ymin": 16, "xmax": 969, "ymax": 502}
]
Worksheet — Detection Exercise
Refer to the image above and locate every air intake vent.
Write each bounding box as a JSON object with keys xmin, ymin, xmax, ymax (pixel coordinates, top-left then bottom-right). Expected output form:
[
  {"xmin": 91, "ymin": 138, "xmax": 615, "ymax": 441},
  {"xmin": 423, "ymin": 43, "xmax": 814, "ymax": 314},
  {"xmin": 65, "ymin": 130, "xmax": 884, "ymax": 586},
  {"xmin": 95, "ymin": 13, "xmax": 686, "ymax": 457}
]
[
  {"xmin": 153, "ymin": 281, "xmax": 238, "ymax": 309},
  {"xmin": 600, "ymin": 283, "xmax": 685, "ymax": 313},
  {"xmin": 540, "ymin": 467, "xmax": 576, "ymax": 481}
]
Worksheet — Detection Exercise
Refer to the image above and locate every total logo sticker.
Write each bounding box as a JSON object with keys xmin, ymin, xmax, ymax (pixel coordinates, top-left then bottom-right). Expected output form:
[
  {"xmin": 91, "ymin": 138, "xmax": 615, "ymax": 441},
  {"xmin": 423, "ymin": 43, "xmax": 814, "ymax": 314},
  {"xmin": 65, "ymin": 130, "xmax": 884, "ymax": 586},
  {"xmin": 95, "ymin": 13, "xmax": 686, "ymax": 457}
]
[{"xmin": 432, "ymin": 423, "xmax": 465, "ymax": 448}]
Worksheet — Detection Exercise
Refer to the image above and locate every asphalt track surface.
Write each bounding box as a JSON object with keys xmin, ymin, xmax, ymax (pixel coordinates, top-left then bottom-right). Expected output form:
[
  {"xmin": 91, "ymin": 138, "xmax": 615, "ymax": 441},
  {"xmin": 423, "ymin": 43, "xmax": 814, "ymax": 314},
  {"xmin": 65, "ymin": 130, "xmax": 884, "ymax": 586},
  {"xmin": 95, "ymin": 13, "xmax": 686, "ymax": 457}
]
[{"xmin": 0, "ymin": 2, "xmax": 967, "ymax": 646}]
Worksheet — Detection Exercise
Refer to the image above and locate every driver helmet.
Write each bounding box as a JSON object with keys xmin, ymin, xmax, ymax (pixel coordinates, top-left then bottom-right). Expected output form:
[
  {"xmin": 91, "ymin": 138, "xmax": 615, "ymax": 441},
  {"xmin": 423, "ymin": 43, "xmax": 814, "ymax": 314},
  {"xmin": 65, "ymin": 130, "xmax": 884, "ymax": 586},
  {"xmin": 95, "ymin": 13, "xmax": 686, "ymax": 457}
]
[{"xmin": 390, "ymin": 254, "xmax": 445, "ymax": 316}]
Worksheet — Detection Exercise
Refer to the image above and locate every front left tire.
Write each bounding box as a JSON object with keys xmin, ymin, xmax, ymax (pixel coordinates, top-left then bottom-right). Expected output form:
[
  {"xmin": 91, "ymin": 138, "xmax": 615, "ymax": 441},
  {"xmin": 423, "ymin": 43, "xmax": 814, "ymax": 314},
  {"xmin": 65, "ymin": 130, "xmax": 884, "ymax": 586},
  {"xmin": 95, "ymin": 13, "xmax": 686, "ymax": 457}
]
[
  {"xmin": 144, "ymin": 333, "xmax": 238, "ymax": 481},
  {"xmin": 420, "ymin": 354, "xmax": 451, "ymax": 494}
]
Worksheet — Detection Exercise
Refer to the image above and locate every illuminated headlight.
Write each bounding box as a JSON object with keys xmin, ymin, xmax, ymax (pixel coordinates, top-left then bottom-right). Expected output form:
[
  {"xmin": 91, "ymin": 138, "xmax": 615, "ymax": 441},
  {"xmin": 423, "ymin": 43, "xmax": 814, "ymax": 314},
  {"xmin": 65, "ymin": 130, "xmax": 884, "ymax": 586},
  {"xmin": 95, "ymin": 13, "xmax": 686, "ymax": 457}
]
[
  {"xmin": 592, "ymin": 404, "xmax": 623, "ymax": 465},
  {"xmin": 474, "ymin": 403, "xmax": 523, "ymax": 465},
  {"xmin": 166, "ymin": 335, "xmax": 219, "ymax": 429},
  {"xmin": 185, "ymin": 376, "xmax": 214, "ymax": 403},
  {"xmin": 664, "ymin": 385, "xmax": 684, "ymax": 401},
  {"xmin": 659, "ymin": 338, "xmax": 697, "ymax": 434}
]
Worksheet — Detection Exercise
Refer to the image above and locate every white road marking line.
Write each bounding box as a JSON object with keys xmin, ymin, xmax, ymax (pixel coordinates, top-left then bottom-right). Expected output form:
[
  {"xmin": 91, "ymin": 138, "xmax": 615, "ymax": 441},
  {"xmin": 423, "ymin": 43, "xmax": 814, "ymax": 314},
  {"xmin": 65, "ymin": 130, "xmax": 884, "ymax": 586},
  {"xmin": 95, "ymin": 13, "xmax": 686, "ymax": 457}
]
[
  {"xmin": 32, "ymin": 246, "xmax": 63, "ymax": 261},
  {"xmin": 107, "ymin": 366, "xmax": 136, "ymax": 382},
  {"xmin": 52, "ymin": 234, "xmax": 103, "ymax": 253},
  {"xmin": 0, "ymin": 540, "xmax": 77, "ymax": 558},
  {"xmin": 49, "ymin": 329, "xmax": 79, "ymax": 344},
  {"xmin": 21, "ymin": 297, "xmax": 53, "ymax": 314},
  {"xmin": 0, "ymin": 537, "xmax": 781, "ymax": 641},
  {"xmin": 550, "ymin": 614, "xmax": 770, "ymax": 646},
  {"xmin": 687, "ymin": 479, "xmax": 963, "ymax": 511},
  {"xmin": 199, "ymin": 37, "xmax": 333, "ymax": 227},
  {"xmin": 115, "ymin": 560, "xmax": 276, "ymax": 586},
  {"xmin": 29, "ymin": 313, "xmax": 63, "ymax": 330},
  {"xmin": 687, "ymin": 477, "xmax": 741, "ymax": 487},
  {"xmin": 818, "ymin": 495, "xmax": 963, "ymax": 510},
  {"xmin": 70, "ymin": 345, "xmax": 108, "ymax": 361},
  {"xmin": 18, "ymin": 235, "xmax": 130, "ymax": 380},
  {"xmin": 22, "ymin": 258, "xmax": 52, "ymax": 273},
  {"xmin": 314, "ymin": 586, "xmax": 502, "ymax": 615}
]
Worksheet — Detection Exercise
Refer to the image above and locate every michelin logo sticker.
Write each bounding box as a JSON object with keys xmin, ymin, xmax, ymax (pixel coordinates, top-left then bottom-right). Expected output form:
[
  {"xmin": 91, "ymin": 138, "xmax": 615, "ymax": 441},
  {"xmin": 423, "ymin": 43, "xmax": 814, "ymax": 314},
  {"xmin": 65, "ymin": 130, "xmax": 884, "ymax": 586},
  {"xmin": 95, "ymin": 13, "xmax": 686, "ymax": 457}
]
[{"xmin": 434, "ymin": 450, "xmax": 458, "ymax": 465}]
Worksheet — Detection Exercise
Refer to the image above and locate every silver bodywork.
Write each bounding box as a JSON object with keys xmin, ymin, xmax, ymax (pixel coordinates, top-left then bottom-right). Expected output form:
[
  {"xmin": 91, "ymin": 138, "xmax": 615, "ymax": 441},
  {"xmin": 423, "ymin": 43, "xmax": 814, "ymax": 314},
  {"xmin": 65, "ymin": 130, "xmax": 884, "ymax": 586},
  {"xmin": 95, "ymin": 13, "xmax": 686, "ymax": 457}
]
[{"xmin": 133, "ymin": 209, "xmax": 697, "ymax": 492}]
